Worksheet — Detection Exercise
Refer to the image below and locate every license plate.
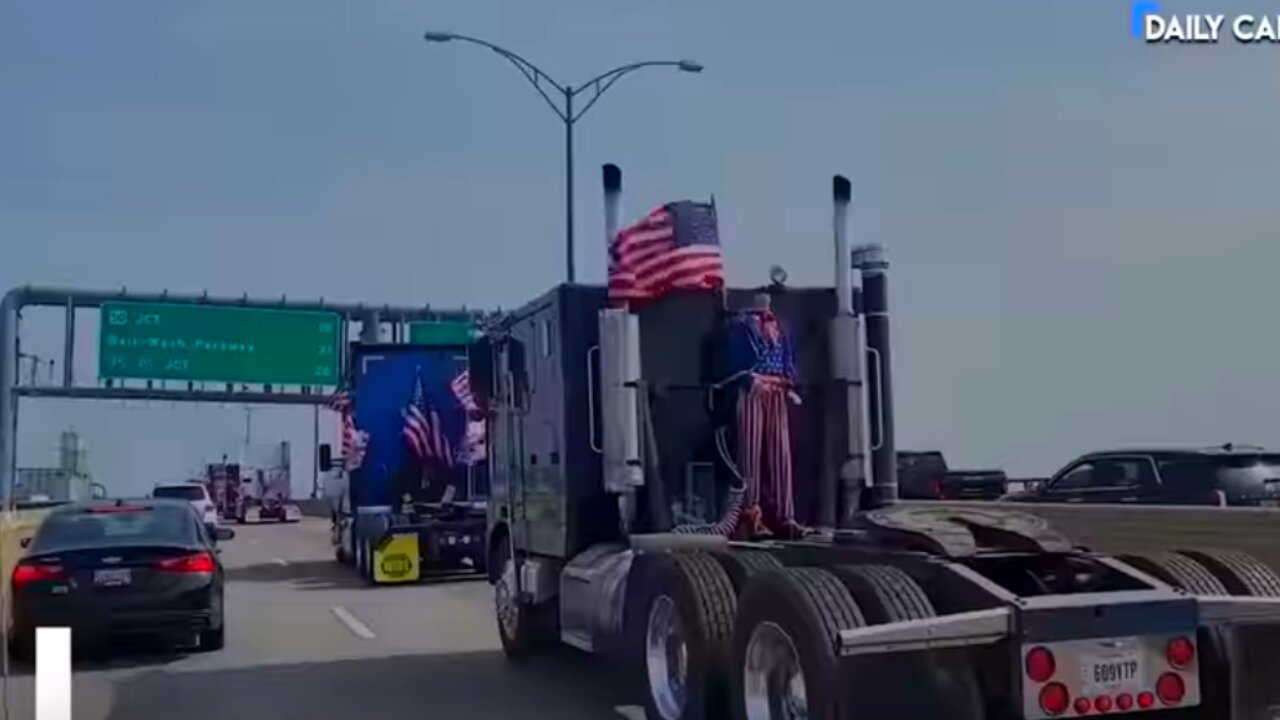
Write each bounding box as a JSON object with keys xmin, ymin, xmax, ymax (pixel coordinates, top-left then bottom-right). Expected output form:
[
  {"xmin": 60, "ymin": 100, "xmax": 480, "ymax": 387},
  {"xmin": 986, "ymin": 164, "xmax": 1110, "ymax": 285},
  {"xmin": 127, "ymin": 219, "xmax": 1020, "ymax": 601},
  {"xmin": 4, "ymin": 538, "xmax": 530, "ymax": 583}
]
[
  {"xmin": 93, "ymin": 568, "xmax": 132, "ymax": 587},
  {"xmin": 1080, "ymin": 653, "xmax": 1143, "ymax": 695}
]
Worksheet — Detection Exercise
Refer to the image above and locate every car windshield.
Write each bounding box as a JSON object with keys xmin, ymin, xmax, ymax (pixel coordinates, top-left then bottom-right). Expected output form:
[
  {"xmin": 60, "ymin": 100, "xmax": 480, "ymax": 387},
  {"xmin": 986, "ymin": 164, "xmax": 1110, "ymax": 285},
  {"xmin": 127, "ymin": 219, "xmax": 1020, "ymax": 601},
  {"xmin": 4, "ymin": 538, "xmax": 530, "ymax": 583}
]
[
  {"xmin": 153, "ymin": 485, "xmax": 207, "ymax": 501},
  {"xmin": 31, "ymin": 504, "xmax": 199, "ymax": 551}
]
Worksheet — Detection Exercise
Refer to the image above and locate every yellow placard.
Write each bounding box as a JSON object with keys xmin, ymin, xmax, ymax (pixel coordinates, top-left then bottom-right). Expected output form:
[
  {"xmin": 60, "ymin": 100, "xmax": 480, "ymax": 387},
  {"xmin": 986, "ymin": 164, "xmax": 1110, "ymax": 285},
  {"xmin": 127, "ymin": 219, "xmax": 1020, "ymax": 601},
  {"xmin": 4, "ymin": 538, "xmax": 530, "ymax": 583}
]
[{"xmin": 373, "ymin": 532, "xmax": 420, "ymax": 584}]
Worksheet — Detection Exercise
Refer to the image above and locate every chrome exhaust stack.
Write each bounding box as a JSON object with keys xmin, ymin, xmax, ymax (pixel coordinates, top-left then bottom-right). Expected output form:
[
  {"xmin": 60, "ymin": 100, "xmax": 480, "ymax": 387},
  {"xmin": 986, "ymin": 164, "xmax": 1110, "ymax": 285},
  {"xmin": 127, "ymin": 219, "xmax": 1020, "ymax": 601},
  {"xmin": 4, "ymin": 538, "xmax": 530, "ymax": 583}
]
[
  {"xmin": 853, "ymin": 243, "xmax": 896, "ymax": 508},
  {"xmin": 829, "ymin": 176, "xmax": 869, "ymax": 528}
]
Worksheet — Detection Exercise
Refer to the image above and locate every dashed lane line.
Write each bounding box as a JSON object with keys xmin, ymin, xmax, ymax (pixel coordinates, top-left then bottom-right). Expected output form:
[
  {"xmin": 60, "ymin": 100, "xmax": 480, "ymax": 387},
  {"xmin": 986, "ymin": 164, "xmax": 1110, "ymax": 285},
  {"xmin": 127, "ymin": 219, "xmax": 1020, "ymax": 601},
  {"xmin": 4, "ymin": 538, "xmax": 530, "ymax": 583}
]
[{"xmin": 330, "ymin": 605, "xmax": 376, "ymax": 640}]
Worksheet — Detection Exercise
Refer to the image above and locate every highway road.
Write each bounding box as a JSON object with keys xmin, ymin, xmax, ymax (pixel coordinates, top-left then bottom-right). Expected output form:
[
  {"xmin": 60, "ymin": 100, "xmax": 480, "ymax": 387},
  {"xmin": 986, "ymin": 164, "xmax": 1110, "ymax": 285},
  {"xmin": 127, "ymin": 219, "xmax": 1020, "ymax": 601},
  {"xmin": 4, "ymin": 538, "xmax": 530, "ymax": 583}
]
[{"xmin": 1, "ymin": 519, "xmax": 630, "ymax": 720}]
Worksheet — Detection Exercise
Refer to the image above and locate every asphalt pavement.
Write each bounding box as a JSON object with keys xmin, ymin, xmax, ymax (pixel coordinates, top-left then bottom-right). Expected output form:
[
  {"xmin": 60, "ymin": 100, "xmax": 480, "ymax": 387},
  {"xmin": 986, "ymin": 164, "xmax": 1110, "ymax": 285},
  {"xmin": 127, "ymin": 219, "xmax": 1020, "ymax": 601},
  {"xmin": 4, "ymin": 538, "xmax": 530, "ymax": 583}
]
[{"xmin": 0, "ymin": 519, "xmax": 631, "ymax": 720}]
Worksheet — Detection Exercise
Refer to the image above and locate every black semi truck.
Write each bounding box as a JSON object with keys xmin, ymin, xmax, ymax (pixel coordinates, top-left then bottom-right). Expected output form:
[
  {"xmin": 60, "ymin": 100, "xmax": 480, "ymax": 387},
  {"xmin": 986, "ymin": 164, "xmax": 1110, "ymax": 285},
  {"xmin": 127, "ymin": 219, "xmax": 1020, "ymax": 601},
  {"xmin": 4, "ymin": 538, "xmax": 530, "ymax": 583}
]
[{"xmin": 466, "ymin": 165, "xmax": 1280, "ymax": 720}]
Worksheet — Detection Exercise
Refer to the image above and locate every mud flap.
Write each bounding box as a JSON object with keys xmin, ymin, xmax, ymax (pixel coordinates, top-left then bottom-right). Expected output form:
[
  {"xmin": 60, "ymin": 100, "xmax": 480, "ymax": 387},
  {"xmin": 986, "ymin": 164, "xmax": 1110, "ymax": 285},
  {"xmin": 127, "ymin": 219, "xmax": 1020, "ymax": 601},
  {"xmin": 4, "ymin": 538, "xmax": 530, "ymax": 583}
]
[
  {"xmin": 373, "ymin": 532, "xmax": 421, "ymax": 584},
  {"xmin": 1226, "ymin": 624, "xmax": 1280, "ymax": 720}
]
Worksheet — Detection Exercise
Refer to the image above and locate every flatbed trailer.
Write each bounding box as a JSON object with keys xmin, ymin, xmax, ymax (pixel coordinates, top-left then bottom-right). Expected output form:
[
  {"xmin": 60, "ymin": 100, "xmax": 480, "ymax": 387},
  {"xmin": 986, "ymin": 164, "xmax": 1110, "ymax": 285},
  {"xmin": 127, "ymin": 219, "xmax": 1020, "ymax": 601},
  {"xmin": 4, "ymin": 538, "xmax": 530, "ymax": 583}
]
[{"xmin": 469, "ymin": 164, "xmax": 1280, "ymax": 720}]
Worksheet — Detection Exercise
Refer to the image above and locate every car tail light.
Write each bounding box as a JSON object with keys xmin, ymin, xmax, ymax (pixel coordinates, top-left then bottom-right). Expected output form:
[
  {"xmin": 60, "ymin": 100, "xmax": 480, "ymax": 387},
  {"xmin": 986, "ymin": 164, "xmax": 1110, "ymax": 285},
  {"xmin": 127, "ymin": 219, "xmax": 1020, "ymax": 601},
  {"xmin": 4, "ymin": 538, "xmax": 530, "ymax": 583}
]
[
  {"xmin": 929, "ymin": 476, "xmax": 943, "ymax": 498},
  {"xmin": 156, "ymin": 552, "xmax": 216, "ymax": 574},
  {"xmin": 1137, "ymin": 691, "xmax": 1155, "ymax": 709},
  {"xmin": 12, "ymin": 563, "xmax": 64, "ymax": 586},
  {"xmin": 1094, "ymin": 695, "xmax": 1112, "ymax": 713},
  {"xmin": 1115, "ymin": 693, "xmax": 1133, "ymax": 711},
  {"xmin": 1039, "ymin": 682, "xmax": 1070, "ymax": 716},
  {"xmin": 1156, "ymin": 673, "xmax": 1186, "ymax": 705},
  {"xmin": 1166, "ymin": 636, "xmax": 1195, "ymax": 669},
  {"xmin": 1025, "ymin": 646, "xmax": 1057, "ymax": 683},
  {"xmin": 1072, "ymin": 697, "xmax": 1092, "ymax": 714}
]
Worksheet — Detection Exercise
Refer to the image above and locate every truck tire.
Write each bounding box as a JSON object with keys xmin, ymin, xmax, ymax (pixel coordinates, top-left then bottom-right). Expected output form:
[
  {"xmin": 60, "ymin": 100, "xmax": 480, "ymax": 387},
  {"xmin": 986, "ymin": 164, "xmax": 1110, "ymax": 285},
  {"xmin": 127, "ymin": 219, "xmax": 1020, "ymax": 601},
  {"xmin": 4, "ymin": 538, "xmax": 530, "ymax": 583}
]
[
  {"xmin": 829, "ymin": 564, "xmax": 934, "ymax": 624},
  {"xmin": 830, "ymin": 565, "xmax": 985, "ymax": 720},
  {"xmin": 728, "ymin": 567, "xmax": 864, "ymax": 720},
  {"xmin": 713, "ymin": 551, "xmax": 783, "ymax": 594},
  {"xmin": 1117, "ymin": 552, "xmax": 1230, "ymax": 595},
  {"xmin": 625, "ymin": 551, "xmax": 737, "ymax": 720},
  {"xmin": 1177, "ymin": 549, "xmax": 1280, "ymax": 597},
  {"xmin": 493, "ymin": 542, "xmax": 553, "ymax": 663}
]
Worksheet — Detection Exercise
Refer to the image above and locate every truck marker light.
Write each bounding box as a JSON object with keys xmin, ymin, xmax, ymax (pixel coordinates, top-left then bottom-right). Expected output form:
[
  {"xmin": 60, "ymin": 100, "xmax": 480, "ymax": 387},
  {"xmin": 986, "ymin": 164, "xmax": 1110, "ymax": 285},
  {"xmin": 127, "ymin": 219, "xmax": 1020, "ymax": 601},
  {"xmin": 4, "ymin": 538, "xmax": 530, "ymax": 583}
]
[
  {"xmin": 1094, "ymin": 695, "xmax": 1112, "ymax": 713},
  {"xmin": 1166, "ymin": 636, "xmax": 1195, "ymax": 668},
  {"xmin": 1073, "ymin": 696, "xmax": 1092, "ymax": 714},
  {"xmin": 1156, "ymin": 673, "xmax": 1185, "ymax": 705},
  {"xmin": 1025, "ymin": 646, "xmax": 1056, "ymax": 683},
  {"xmin": 1040, "ymin": 682, "xmax": 1070, "ymax": 716},
  {"xmin": 1115, "ymin": 693, "xmax": 1133, "ymax": 711},
  {"xmin": 1137, "ymin": 691, "xmax": 1155, "ymax": 709}
]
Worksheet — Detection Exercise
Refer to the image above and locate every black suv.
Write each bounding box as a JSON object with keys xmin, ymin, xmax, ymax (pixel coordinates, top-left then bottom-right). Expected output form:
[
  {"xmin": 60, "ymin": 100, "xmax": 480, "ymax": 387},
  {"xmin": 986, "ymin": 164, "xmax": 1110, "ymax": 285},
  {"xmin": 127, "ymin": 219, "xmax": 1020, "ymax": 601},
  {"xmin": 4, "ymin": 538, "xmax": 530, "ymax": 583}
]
[{"xmin": 1000, "ymin": 445, "xmax": 1280, "ymax": 507}]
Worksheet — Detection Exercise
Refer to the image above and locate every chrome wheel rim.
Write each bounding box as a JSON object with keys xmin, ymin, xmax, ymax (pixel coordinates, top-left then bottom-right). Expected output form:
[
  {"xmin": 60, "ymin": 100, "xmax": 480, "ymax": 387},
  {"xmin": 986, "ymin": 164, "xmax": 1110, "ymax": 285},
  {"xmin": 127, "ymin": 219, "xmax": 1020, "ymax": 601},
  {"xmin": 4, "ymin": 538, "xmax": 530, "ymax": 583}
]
[
  {"xmin": 744, "ymin": 621, "xmax": 808, "ymax": 720},
  {"xmin": 645, "ymin": 595, "xmax": 688, "ymax": 720},
  {"xmin": 495, "ymin": 558, "xmax": 519, "ymax": 640}
]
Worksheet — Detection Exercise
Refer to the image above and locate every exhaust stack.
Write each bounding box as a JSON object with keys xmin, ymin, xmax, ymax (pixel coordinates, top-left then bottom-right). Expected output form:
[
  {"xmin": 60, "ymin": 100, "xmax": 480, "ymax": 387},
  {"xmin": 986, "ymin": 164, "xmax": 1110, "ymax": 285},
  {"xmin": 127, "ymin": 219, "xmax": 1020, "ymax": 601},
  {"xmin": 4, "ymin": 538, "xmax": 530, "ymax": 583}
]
[
  {"xmin": 853, "ymin": 244, "xmax": 897, "ymax": 509},
  {"xmin": 603, "ymin": 164, "xmax": 623, "ymax": 254},
  {"xmin": 830, "ymin": 177, "xmax": 868, "ymax": 528}
]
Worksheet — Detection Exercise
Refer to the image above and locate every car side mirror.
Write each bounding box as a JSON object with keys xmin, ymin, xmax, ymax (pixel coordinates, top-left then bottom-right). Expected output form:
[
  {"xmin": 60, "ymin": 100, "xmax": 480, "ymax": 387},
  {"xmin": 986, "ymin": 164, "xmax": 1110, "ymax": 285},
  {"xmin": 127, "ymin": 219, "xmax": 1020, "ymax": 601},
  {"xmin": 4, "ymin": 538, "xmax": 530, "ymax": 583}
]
[{"xmin": 213, "ymin": 526, "xmax": 236, "ymax": 542}]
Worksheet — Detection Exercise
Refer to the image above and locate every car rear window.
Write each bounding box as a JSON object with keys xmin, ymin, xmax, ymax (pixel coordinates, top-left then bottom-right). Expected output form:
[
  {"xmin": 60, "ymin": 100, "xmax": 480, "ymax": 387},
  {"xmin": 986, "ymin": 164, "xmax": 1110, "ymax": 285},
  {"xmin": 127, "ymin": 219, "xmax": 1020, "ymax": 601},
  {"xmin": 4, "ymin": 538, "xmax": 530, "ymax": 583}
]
[
  {"xmin": 1160, "ymin": 454, "xmax": 1280, "ymax": 493},
  {"xmin": 152, "ymin": 485, "xmax": 206, "ymax": 501},
  {"xmin": 898, "ymin": 452, "xmax": 949, "ymax": 477},
  {"xmin": 32, "ymin": 505, "xmax": 198, "ymax": 550}
]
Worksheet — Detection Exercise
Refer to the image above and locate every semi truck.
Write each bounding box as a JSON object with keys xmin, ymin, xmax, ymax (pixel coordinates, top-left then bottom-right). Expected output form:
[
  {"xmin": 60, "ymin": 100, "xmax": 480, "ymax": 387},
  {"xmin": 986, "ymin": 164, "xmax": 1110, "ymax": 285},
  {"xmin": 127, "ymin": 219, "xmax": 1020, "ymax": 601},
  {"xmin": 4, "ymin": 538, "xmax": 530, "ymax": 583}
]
[
  {"xmin": 469, "ymin": 163, "xmax": 1280, "ymax": 720},
  {"xmin": 202, "ymin": 443, "xmax": 302, "ymax": 524},
  {"xmin": 322, "ymin": 341, "xmax": 488, "ymax": 585}
]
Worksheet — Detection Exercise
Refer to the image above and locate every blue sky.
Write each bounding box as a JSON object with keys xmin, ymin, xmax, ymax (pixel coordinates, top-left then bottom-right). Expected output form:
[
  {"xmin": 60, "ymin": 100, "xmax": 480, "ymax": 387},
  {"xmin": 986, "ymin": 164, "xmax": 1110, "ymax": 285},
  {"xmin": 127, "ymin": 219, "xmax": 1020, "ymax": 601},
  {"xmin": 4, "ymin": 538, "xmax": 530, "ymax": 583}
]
[{"xmin": 3, "ymin": 0, "xmax": 1279, "ymax": 492}]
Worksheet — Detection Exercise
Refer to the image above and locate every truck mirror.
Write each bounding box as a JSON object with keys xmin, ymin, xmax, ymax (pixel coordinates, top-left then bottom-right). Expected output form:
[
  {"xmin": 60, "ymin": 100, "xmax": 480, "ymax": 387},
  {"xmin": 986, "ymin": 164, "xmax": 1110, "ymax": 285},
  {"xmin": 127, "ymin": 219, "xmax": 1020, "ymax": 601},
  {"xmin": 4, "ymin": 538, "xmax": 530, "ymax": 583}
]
[
  {"xmin": 318, "ymin": 443, "xmax": 333, "ymax": 473},
  {"xmin": 467, "ymin": 337, "xmax": 495, "ymax": 409}
]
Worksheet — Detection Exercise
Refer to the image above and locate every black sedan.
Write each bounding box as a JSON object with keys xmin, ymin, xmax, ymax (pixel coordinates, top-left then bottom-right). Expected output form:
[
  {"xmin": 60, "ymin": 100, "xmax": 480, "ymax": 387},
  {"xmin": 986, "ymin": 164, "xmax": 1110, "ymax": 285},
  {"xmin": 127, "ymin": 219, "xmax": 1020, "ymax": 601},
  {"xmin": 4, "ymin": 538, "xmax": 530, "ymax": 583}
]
[{"xmin": 9, "ymin": 498, "xmax": 234, "ymax": 659}]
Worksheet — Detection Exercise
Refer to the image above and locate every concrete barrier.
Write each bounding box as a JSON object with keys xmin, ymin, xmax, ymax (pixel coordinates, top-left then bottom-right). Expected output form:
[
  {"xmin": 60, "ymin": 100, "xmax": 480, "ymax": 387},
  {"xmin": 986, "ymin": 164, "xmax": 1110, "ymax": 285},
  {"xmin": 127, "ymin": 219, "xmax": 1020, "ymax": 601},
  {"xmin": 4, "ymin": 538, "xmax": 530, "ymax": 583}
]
[{"xmin": 910, "ymin": 500, "xmax": 1280, "ymax": 572}]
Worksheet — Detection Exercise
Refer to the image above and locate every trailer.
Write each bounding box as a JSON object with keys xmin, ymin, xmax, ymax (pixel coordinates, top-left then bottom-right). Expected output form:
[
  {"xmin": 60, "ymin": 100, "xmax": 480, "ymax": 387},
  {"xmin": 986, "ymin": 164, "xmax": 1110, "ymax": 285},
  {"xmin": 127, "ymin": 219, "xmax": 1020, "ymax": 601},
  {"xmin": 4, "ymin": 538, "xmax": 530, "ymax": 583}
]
[
  {"xmin": 470, "ymin": 164, "xmax": 1280, "ymax": 720},
  {"xmin": 323, "ymin": 342, "xmax": 489, "ymax": 585}
]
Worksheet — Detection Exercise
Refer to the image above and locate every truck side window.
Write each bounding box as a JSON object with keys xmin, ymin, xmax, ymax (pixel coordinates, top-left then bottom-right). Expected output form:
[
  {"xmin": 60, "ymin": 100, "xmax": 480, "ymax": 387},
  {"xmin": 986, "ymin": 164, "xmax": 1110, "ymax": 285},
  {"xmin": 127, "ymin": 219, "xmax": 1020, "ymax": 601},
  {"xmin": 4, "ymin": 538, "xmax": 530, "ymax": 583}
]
[{"xmin": 1052, "ymin": 463, "xmax": 1095, "ymax": 491}]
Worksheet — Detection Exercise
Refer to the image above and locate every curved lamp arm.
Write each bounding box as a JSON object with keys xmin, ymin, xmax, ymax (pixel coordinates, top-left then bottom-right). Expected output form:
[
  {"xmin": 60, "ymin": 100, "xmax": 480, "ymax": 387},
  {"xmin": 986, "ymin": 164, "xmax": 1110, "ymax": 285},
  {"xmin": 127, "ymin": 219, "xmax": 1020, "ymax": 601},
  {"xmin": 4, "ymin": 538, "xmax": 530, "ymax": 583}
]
[
  {"xmin": 424, "ymin": 32, "xmax": 570, "ymax": 122},
  {"xmin": 568, "ymin": 60, "xmax": 703, "ymax": 123}
]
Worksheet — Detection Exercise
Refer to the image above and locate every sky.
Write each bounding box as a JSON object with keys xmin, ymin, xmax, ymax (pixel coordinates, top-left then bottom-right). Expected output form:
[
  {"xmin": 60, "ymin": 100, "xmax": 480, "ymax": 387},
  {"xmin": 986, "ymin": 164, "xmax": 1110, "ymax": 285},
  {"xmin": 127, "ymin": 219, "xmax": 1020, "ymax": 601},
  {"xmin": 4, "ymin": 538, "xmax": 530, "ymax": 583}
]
[{"xmin": 2, "ymin": 0, "xmax": 1279, "ymax": 495}]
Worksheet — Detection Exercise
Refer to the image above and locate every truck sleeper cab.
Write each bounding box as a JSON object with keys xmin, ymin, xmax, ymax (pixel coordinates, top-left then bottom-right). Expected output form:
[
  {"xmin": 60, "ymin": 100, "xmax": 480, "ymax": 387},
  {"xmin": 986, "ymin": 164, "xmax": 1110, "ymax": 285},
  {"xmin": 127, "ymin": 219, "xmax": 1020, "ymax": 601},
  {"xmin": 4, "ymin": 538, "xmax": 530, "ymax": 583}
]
[{"xmin": 471, "ymin": 165, "xmax": 1280, "ymax": 720}]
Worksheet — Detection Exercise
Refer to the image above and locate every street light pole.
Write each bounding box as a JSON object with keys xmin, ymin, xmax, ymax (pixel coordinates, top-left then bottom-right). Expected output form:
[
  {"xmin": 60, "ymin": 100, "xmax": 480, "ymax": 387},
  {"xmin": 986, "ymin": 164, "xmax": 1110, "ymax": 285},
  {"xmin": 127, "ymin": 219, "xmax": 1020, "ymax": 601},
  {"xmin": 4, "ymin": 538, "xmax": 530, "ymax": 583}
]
[{"xmin": 422, "ymin": 32, "xmax": 703, "ymax": 284}]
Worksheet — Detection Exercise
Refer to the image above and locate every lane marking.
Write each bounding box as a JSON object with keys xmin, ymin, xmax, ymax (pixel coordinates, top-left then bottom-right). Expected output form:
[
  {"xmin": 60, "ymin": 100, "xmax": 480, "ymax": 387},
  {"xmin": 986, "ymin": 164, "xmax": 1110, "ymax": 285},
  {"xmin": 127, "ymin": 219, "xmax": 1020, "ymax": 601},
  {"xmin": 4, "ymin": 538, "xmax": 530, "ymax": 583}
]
[
  {"xmin": 272, "ymin": 557, "xmax": 289, "ymax": 566},
  {"xmin": 330, "ymin": 606, "xmax": 376, "ymax": 640},
  {"xmin": 615, "ymin": 706, "xmax": 646, "ymax": 720},
  {"xmin": 36, "ymin": 627, "xmax": 71, "ymax": 720}
]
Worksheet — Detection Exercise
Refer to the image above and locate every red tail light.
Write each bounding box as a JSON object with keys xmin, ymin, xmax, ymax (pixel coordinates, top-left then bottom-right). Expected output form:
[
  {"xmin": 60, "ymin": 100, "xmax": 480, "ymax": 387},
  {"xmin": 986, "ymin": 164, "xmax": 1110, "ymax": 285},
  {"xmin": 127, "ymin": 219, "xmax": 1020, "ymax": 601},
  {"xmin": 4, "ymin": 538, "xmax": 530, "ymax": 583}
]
[
  {"xmin": 1039, "ymin": 682, "xmax": 1070, "ymax": 716},
  {"xmin": 12, "ymin": 563, "xmax": 64, "ymax": 586},
  {"xmin": 1166, "ymin": 636, "xmax": 1195, "ymax": 668},
  {"xmin": 928, "ymin": 476, "xmax": 944, "ymax": 498},
  {"xmin": 1137, "ymin": 691, "xmax": 1155, "ymax": 709},
  {"xmin": 1094, "ymin": 695, "xmax": 1113, "ymax": 713},
  {"xmin": 1115, "ymin": 693, "xmax": 1133, "ymax": 711},
  {"xmin": 1156, "ymin": 673, "xmax": 1186, "ymax": 705},
  {"xmin": 1025, "ymin": 646, "xmax": 1057, "ymax": 683},
  {"xmin": 1072, "ymin": 697, "xmax": 1092, "ymax": 715},
  {"xmin": 156, "ymin": 552, "xmax": 216, "ymax": 574}
]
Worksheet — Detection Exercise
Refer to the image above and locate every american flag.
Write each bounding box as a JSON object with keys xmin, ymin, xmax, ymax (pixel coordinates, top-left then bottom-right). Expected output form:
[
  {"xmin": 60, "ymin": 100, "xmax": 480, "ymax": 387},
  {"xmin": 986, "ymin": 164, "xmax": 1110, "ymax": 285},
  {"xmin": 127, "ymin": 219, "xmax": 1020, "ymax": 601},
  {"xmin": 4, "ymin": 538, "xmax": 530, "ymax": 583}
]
[
  {"xmin": 450, "ymin": 369, "xmax": 476, "ymax": 412},
  {"xmin": 328, "ymin": 390, "xmax": 367, "ymax": 471},
  {"xmin": 450, "ymin": 369, "xmax": 487, "ymax": 465},
  {"xmin": 403, "ymin": 369, "xmax": 453, "ymax": 466},
  {"xmin": 608, "ymin": 200, "xmax": 724, "ymax": 305}
]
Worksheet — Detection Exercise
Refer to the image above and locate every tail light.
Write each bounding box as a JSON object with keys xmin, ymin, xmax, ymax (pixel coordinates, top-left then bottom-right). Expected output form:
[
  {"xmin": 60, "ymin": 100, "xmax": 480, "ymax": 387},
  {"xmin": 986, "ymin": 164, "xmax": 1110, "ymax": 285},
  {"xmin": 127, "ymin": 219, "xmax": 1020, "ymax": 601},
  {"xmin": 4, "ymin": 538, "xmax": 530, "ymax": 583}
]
[
  {"xmin": 1156, "ymin": 673, "xmax": 1186, "ymax": 705},
  {"xmin": 1025, "ymin": 646, "xmax": 1057, "ymax": 683},
  {"xmin": 1166, "ymin": 636, "xmax": 1195, "ymax": 668},
  {"xmin": 12, "ymin": 563, "xmax": 65, "ymax": 586},
  {"xmin": 1039, "ymin": 682, "xmax": 1070, "ymax": 716},
  {"xmin": 1115, "ymin": 693, "xmax": 1133, "ymax": 711},
  {"xmin": 1072, "ymin": 697, "xmax": 1091, "ymax": 715},
  {"xmin": 928, "ymin": 476, "xmax": 943, "ymax": 498},
  {"xmin": 156, "ymin": 552, "xmax": 216, "ymax": 574},
  {"xmin": 1137, "ymin": 692, "xmax": 1155, "ymax": 709},
  {"xmin": 1094, "ymin": 695, "xmax": 1113, "ymax": 713}
]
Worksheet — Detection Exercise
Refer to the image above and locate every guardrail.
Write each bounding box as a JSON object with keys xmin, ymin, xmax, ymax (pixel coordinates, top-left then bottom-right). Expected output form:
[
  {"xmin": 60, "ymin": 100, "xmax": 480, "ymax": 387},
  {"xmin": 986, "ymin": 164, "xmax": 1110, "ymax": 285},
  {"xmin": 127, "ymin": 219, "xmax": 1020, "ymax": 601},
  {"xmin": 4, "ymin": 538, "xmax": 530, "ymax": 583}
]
[{"xmin": 909, "ymin": 500, "xmax": 1280, "ymax": 572}]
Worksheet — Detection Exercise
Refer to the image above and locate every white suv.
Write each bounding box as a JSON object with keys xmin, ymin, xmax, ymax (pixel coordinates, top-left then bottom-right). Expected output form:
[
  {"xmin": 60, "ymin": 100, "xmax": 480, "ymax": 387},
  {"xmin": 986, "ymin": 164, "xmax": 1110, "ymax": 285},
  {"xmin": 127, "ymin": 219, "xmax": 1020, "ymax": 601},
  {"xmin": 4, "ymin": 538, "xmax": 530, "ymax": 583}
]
[{"xmin": 153, "ymin": 482, "xmax": 219, "ymax": 526}]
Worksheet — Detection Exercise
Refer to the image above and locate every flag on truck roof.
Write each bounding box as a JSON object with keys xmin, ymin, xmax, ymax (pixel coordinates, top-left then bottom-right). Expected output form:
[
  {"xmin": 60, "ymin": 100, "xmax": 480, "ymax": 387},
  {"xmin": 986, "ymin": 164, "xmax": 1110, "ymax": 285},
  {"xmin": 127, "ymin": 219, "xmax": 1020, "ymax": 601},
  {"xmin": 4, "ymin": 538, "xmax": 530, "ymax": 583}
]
[
  {"xmin": 328, "ymin": 390, "xmax": 367, "ymax": 471},
  {"xmin": 608, "ymin": 199, "xmax": 724, "ymax": 305},
  {"xmin": 402, "ymin": 369, "xmax": 453, "ymax": 466}
]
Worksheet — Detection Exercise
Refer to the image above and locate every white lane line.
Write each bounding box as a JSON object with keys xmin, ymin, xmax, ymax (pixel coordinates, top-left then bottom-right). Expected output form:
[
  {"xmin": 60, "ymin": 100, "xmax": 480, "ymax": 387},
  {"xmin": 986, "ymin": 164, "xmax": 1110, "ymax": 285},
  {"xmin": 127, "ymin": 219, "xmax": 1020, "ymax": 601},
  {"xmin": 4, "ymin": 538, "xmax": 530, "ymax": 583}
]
[
  {"xmin": 330, "ymin": 606, "xmax": 376, "ymax": 640},
  {"xmin": 272, "ymin": 557, "xmax": 289, "ymax": 566},
  {"xmin": 615, "ymin": 706, "xmax": 646, "ymax": 720}
]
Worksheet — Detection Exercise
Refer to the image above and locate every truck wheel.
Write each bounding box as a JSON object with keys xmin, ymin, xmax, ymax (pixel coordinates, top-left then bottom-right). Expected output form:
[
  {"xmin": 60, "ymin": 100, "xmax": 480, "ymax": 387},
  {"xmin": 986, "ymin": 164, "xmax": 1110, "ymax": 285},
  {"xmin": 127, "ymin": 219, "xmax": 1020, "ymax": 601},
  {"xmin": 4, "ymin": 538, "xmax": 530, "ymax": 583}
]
[
  {"xmin": 713, "ymin": 551, "xmax": 783, "ymax": 594},
  {"xmin": 1117, "ymin": 552, "xmax": 1230, "ymax": 595},
  {"xmin": 1177, "ymin": 549, "xmax": 1280, "ymax": 597},
  {"xmin": 829, "ymin": 564, "xmax": 934, "ymax": 624},
  {"xmin": 493, "ymin": 543, "xmax": 552, "ymax": 663},
  {"xmin": 729, "ymin": 568, "xmax": 864, "ymax": 720},
  {"xmin": 625, "ymin": 551, "xmax": 737, "ymax": 720},
  {"xmin": 830, "ymin": 565, "xmax": 985, "ymax": 720}
]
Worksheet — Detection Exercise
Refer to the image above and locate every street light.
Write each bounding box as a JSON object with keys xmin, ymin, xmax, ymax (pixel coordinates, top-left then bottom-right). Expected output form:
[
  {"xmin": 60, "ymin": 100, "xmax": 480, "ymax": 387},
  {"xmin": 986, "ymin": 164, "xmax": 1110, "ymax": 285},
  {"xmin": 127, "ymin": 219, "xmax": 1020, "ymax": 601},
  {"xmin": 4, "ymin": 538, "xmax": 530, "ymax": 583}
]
[{"xmin": 422, "ymin": 31, "xmax": 703, "ymax": 284}]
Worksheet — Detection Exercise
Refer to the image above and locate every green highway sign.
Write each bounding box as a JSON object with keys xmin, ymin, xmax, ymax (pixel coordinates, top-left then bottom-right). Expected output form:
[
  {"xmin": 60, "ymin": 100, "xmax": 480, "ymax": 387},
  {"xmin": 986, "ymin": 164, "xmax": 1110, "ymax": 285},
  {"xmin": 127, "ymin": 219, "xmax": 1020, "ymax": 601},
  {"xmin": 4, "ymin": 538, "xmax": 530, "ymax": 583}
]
[
  {"xmin": 408, "ymin": 320, "xmax": 475, "ymax": 347},
  {"xmin": 98, "ymin": 302, "xmax": 342, "ymax": 386}
]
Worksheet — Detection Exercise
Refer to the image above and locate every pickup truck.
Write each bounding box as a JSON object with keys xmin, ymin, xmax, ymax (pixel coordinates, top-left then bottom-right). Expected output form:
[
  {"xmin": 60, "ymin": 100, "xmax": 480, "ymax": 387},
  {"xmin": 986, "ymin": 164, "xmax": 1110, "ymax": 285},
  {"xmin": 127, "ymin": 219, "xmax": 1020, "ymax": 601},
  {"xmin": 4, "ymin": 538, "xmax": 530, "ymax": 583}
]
[
  {"xmin": 999, "ymin": 444, "xmax": 1280, "ymax": 507},
  {"xmin": 896, "ymin": 450, "xmax": 1009, "ymax": 500}
]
